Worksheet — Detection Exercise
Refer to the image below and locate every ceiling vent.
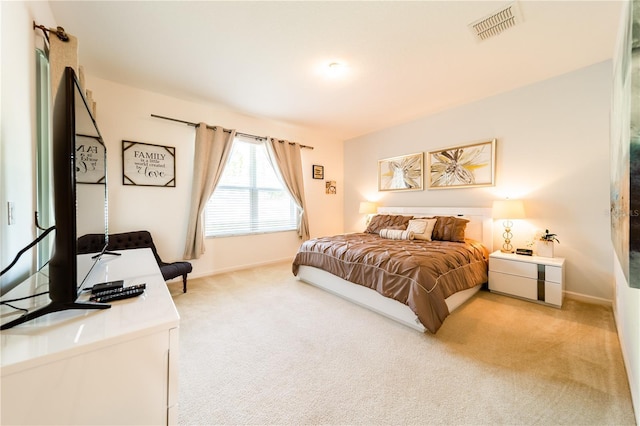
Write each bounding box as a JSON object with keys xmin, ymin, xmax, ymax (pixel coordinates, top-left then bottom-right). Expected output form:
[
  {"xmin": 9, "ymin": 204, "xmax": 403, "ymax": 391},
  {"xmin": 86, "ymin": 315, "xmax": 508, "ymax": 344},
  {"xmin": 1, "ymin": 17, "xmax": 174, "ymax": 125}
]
[{"xmin": 469, "ymin": 2, "xmax": 523, "ymax": 41}]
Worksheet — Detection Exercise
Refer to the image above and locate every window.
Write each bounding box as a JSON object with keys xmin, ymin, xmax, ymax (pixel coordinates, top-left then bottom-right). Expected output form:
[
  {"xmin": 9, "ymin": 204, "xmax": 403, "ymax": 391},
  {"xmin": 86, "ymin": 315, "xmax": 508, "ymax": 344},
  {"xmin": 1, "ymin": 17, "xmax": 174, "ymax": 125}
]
[
  {"xmin": 205, "ymin": 137, "xmax": 299, "ymax": 237},
  {"xmin": 35, "ymin": 48, "xmax": 55, "ymax": 269}
]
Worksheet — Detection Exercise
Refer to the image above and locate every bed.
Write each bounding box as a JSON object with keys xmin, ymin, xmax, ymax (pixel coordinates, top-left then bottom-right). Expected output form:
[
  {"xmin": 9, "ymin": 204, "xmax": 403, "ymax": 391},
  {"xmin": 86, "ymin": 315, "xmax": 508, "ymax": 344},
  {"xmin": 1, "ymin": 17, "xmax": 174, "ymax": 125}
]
[{"xmin": 293, "ymin": 207, "xmax": 493, "ymax": 333}]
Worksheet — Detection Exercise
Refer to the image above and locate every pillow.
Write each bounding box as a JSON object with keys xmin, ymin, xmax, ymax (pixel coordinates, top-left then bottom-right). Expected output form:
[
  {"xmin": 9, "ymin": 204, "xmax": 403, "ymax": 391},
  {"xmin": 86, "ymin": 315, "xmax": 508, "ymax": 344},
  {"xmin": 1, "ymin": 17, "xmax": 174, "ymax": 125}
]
[
  {"xmin": 379, "ymin": 229, "xmax": 415, "ymax": 240},
  {"xmin": 407, "ymin": 218, "xmax": 437, "ymax": 241},
  {"xmin": 431, "ymin": 216, "xmax": 469, "ymax": 242},
  {"xmin": 365, "ymin": 215, "xmax": 413, "ymax": 234}
]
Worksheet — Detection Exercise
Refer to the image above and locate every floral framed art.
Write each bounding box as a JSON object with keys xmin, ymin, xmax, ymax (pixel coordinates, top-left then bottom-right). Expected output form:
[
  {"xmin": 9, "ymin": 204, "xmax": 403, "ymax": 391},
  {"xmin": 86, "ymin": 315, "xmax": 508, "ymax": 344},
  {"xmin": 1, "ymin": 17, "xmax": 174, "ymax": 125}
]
[
  {"xmin": 378, "ymin": 152, "xmax": 424, "ymax": 191},
  {"xmin": 427, "ymin": 139, "xmax": 496, "ymax": 189}
]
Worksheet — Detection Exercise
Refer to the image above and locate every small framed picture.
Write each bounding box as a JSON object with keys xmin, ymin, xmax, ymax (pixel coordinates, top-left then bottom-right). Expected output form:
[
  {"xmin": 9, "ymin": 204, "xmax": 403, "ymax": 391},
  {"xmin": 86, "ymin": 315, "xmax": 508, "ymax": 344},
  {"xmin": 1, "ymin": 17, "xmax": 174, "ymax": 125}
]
[
  {"xmin": 312, "ymin": 164, "xmax": 324, "ymax": 179},
  {"xmin": 326, "ymin": 180, "xmax": 336, "ymax": 194}
]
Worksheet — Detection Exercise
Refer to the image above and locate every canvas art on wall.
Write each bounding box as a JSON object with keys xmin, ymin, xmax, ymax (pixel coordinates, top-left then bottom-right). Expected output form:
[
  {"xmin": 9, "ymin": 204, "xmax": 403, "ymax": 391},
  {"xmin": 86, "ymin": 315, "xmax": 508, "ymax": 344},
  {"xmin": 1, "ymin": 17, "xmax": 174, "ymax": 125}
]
[
  {"xmin": 610, "ymin": 0, "xmax": 639, "ymax": 288},
  {"xmin": 427, "ymin": 139, "xmax": 496, "ymax": 189},
  {"xmin": 378, "ymin": 152, "xmax": 423, "ymax": 191}
]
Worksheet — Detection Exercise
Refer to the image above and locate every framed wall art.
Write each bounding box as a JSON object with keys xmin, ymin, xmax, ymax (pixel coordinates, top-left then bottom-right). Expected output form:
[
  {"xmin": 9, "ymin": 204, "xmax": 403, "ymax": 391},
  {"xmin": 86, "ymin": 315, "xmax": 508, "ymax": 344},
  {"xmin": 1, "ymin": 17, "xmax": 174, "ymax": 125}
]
[
  {"xmin": 122, "ymin": 140, "xmax": 176, "ymax": 187},
  {"xmin": 378, "ymin": 152, "xmax": 423, "ymax": 191},
  {"xmin": 610, "ymin": 0, "xmax": 639, "ymax": 288},
  {"xmin": 427, "ymin": 139, "xmax": 496, "ymax": 189},
  {"xmin": 312, "ymin": 164, "xmax": 324, "ymax": 179},
  {"xmin": 326, "ymin": 180, "xmax": 336, "ymax": 194}
]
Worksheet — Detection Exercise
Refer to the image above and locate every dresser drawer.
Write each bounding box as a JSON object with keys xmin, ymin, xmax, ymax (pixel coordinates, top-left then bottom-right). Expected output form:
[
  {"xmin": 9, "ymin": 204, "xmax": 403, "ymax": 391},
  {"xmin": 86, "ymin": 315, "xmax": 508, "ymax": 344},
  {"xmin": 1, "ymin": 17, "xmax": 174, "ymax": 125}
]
[
  {"xmin": 489, "ymin": 258, "xmax": 537, "ymax": 279},
  {"xmin": 544, "ymin": 281, "xmax": 562, "ymax": 306},
  {"xmin": 489, "ymin": 271, "xmax": 537, "ymax": 300},
  {"xmin": 545, "ymin": 266, "xmax": 562, "ymax": 284}
]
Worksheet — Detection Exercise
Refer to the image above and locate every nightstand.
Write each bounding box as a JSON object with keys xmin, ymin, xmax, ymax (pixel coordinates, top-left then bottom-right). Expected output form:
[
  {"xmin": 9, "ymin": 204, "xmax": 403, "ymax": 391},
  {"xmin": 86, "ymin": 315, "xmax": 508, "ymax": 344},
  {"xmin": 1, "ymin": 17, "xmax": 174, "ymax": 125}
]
[{"xmin": 488, "ymin": 251, "xmax": 565, "ymax": 308}]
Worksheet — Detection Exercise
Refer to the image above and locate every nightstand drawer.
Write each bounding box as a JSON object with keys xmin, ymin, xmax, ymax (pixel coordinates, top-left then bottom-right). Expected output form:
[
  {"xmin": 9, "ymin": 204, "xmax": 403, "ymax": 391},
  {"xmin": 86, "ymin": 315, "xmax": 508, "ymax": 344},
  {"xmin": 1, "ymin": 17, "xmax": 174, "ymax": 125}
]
[
  {"xmin": 489, "ymin": 258, "xmax": 537, "ymax": 279},
  {"xmin": 545, "ymin": 266, "xmax": 562, "ymax": 283},
  {"xmin": 489, "ymin": 271, "xmax": 538, "ymax": 300}
]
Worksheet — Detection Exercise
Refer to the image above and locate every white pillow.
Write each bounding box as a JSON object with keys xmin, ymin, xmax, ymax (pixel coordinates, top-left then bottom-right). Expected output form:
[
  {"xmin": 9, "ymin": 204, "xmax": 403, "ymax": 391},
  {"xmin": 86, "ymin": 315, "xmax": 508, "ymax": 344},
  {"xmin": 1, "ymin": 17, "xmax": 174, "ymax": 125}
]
[
  {"xmin": 379, "ymin": 229, "xmax": 415, "ymax": 240},
  {"xmin": 408, "ymin": 218, "xmax": 437, "ymax": 241},
  {"xmin": 407, "ymin": 219, "xmax": 427, "ymax": 234}
]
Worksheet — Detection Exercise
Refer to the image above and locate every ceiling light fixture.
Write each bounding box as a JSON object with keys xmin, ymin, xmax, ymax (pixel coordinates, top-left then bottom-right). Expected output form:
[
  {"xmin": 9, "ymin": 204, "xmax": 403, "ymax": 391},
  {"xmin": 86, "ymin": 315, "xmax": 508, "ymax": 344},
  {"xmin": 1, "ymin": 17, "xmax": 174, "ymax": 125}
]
[{"xmin": 326, "ymin": 61, "xmax": 347, "ymax": 78}]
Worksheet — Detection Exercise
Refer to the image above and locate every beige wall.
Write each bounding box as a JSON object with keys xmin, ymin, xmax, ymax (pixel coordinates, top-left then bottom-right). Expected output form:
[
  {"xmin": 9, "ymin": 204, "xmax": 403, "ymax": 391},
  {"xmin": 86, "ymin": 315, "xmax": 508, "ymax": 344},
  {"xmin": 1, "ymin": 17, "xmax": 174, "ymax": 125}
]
[
  {"xmin": 84, "ymin": 75, "xmax": 344, "ymax": 278},
  {"xmin": 344, "ymin": 61, "xmax": 613, "ymax": 303}
]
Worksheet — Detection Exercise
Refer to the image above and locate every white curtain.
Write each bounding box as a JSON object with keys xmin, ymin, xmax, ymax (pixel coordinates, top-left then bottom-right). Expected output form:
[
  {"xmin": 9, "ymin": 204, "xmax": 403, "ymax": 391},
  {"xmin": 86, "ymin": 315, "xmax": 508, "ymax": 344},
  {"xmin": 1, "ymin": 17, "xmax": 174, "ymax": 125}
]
[
  {"xmin": 266, "ymin": 138, "xmax": 310, "ymax": 241},
  {"xmin": 183, "ymin": 124, "xmax": 235, "ymax": 259}
]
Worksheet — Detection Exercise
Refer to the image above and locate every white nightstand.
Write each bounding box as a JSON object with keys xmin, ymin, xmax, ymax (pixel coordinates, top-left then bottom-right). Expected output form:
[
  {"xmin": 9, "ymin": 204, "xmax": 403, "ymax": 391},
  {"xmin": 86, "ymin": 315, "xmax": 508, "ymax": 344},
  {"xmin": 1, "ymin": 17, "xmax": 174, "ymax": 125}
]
[{"xmin": 488, "ymin": 251, "xmax": 565, "ymax": 308}]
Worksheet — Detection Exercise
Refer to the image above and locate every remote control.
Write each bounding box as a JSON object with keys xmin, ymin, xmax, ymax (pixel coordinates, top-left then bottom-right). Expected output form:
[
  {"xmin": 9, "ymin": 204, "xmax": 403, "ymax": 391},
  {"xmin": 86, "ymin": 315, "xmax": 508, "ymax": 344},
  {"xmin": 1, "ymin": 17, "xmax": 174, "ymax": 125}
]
[
  {"xmin": 90, "ymin": 280, "xmax": 124, "ymax": 294},
  {"xmin": 91, "ymin": 287, "xmax": 145, "ymax": 303},
  {"xmin": 90, "ymin": 284, "xmax": 146, "ymax": 301}
]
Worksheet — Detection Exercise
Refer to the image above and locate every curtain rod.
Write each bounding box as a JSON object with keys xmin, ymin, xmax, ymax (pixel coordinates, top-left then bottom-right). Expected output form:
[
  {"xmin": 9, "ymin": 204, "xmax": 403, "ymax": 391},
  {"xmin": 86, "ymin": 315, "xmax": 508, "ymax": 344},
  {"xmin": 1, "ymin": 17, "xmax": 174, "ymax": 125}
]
[
  {"xmin": 33, "ymin": 21, "xmax": 70, "ymax": 43},
  {"xmin": 150, "ymin": 114, "xmax": 313, "ymax": 150}
]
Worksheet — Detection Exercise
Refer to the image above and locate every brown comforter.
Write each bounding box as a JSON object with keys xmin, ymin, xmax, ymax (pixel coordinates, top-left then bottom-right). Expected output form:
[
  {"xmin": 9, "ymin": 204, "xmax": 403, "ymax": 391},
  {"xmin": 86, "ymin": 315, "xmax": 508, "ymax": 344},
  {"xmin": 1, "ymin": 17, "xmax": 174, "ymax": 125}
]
[{"xmin": 292, "ymin": 233, "xmax": 489, "ymax": 333}]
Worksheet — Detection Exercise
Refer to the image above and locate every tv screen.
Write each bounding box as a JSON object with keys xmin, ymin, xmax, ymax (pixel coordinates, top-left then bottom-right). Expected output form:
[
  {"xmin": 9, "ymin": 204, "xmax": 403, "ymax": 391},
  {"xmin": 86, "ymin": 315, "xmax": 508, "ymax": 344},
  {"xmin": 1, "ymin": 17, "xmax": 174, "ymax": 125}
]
[{"xmin": 0, "ymin": 67, "xmax": 110, "ymax": 330}]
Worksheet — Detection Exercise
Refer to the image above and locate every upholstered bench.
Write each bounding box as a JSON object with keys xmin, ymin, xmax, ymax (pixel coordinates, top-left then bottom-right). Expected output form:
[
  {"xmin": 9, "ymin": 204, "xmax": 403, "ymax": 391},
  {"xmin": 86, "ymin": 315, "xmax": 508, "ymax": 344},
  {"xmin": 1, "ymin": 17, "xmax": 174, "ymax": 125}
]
[{"xmin": 78, "ymin": 230, "xmax": 192, "ymax": 293}]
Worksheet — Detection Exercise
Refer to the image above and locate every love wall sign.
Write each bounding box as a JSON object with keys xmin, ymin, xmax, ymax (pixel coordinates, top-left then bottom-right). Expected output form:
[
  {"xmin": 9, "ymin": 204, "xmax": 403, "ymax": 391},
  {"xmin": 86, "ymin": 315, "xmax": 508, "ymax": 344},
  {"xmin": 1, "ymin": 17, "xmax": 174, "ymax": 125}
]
[{"xmin": 122, "ymin": 140, "xmax": 176, "ymax": 187}]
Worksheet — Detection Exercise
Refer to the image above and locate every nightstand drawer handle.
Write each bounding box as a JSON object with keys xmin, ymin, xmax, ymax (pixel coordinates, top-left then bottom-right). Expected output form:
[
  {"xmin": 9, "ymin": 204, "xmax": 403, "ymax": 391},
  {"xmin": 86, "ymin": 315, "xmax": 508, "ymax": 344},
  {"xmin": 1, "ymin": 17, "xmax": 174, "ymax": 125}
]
[{"xmin": 537, "ymin": 264, "xmax": 546, "ymax": 301}]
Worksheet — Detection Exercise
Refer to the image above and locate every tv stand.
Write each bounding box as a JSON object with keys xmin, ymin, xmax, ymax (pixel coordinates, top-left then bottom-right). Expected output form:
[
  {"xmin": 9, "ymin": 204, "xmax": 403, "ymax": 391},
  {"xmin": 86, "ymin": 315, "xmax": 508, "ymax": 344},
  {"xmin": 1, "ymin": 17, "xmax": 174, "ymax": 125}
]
[{"xmin": 1, "ymin": 248, "xmax": 180, "ymax": 425}]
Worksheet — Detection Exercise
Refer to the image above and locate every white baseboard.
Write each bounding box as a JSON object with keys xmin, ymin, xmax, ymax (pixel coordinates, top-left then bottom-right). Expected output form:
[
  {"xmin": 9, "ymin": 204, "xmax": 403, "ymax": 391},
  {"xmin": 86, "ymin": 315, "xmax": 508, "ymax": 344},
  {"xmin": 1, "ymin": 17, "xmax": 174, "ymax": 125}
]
[
  {"xmin": 180, "ymin": 257, "xmax": 294, "ymax": 281},
  {"xmin": 564, "ymin": 290, "xmax": 612, "ymax": 307}
]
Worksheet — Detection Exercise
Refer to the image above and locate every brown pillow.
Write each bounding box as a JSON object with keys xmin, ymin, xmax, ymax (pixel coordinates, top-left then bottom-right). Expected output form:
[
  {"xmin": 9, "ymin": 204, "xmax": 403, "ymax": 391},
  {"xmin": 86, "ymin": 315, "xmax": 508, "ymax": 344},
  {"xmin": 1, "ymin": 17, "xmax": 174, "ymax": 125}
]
[
  {"xmin": 365, "ymin": 215, "xmax": 413, "ymax": 234},
  {"xmin": 432, "ymin": 216, "xmax": 469, "ymax": 242}
]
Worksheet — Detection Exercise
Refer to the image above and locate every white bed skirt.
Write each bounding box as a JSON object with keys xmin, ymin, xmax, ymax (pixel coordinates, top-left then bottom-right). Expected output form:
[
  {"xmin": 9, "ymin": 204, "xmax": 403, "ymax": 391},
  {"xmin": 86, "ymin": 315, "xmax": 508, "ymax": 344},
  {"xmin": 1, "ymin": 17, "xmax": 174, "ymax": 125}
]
[{"xmin": 296, "ymin": 265, "xmax": 481, "ymax": 333}]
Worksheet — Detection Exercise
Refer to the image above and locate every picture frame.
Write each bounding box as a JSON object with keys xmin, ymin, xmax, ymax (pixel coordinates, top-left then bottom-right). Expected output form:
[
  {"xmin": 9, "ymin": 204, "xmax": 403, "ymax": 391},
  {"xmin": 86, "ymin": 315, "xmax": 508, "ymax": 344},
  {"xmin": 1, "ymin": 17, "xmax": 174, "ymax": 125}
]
[
  {"xmin": 326, "ymin": 180, "xmax": 336, "ymax": 194},
  {"xmin": 427, "ymin": 139, "xmax": 496, "ymax": 189},
  {"xmin": 122, "ymin": 140, "xmax": 176, "ymax": 187},
  {"xmin": 378, "ymin": 152, "xmax": 424, "ymax": 191},
  {"xmin": 75, "ymin": 134, "xmax": 106, "ymax": 184},
  {"xmin": 312, "ymin": 164, "xmax": 324, "ymax": 180}
]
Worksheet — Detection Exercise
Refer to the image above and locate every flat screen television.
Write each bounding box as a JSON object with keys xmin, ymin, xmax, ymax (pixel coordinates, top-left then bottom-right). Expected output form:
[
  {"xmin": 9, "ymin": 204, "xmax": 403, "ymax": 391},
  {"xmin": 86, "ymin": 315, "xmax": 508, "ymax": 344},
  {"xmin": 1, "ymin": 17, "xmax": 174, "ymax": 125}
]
[{"xmin": 1, "ymin": 67, "xmax": 110, "ymax": 330}]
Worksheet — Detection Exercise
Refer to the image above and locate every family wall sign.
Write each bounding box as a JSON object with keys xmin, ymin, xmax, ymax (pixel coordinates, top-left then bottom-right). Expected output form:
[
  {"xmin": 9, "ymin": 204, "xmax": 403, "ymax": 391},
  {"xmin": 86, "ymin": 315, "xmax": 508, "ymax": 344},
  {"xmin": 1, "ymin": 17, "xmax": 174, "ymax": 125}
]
[{"xmin": 122, "ymin": 140, "xmax": 176, "ymax": 187}]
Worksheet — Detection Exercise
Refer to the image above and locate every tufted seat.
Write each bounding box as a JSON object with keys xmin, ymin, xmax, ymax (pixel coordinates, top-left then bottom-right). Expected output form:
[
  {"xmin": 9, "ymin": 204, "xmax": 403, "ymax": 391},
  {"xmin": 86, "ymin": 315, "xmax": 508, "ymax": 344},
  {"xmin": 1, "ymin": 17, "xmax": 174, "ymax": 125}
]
[{"xmin": 78, "ymin": 230, "xmax": 192, "ymax": 293}]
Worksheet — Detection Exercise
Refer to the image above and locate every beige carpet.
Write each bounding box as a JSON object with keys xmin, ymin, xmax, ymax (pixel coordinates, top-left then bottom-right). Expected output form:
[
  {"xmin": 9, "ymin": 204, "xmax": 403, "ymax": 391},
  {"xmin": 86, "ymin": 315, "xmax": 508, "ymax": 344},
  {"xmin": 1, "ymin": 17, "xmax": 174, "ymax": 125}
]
[{"xmin": 169, "ymin": 262, "xmax": 636, "ymax": 426}]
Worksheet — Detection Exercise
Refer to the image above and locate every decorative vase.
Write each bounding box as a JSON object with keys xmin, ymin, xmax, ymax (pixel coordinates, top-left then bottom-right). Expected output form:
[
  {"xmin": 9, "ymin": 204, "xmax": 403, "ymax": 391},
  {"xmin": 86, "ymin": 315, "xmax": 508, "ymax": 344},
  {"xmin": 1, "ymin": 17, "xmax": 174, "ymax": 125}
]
[{"xmin": 536, "ymin": 241, "xmax": 554, "ymax": 258}]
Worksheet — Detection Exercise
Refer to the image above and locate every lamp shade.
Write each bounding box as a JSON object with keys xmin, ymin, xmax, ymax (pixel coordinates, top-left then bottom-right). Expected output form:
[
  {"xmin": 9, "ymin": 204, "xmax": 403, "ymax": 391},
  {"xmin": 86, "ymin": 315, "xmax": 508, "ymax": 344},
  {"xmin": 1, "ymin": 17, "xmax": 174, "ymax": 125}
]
[
  {"xmin": 359, "ymin": 201, "xmax": 378, "ymax": 214},
  {"xmin": 492, "ymin": 199, "xmax": 525, "ymax": 219}
]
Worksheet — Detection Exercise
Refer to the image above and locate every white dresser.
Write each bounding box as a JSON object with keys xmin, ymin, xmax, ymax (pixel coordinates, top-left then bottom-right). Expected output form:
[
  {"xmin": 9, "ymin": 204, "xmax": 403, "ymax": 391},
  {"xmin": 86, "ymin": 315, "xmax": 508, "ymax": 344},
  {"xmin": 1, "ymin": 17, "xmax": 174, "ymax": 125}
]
[
  {"xmin": 1, "ymin": 248, "xmax": 180, "ymax": 425},
  {"xmin": 489, "ymin": 250, "xmax": 565, "ymax": 307}
]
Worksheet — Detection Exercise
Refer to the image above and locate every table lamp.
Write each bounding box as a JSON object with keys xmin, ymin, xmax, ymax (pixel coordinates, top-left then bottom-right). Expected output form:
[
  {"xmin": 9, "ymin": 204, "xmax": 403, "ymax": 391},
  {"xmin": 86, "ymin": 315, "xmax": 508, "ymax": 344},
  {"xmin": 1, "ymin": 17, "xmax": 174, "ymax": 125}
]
[
  {"xmin": 359, "ymin": 201, "xmax": 378, "ymax": 225},
  {"xmin": 492, "ymin": 199, "xmax": 526, "ymax": 253}
]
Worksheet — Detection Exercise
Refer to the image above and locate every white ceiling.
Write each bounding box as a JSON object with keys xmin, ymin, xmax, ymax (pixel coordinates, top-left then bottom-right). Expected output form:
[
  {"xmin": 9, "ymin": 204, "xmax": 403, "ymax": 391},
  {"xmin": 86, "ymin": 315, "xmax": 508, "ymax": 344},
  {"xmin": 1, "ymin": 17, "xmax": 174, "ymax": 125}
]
[{"xmin": 48, "ymin": 1, "xmax": 623, "ymax": 140}]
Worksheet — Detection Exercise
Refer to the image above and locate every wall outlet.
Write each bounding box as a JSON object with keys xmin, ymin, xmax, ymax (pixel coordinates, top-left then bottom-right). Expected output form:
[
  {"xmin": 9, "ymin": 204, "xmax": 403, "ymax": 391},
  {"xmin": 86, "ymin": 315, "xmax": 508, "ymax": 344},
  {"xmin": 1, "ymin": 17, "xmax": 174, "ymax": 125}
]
[{"xmin": 7, "ymin": 201, "xmax": 15, "ymax": 225}]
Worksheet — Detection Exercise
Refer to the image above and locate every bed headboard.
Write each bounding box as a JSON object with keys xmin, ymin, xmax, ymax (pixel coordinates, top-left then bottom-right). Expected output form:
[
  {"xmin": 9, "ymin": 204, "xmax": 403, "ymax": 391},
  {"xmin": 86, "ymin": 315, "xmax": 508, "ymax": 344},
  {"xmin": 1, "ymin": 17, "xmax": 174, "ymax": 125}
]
[{"xmin": 376, "ymin": 207, "xmax": 493, "ymax": 252}]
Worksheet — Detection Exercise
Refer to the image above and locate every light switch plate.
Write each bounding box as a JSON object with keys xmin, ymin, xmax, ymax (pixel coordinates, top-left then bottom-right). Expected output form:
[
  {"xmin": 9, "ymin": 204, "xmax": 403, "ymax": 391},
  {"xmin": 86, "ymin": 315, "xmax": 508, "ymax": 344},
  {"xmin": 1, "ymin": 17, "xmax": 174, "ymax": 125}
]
[{"xmin": 7, "ymin": 201, "xmax": 15, "ymax": 225}]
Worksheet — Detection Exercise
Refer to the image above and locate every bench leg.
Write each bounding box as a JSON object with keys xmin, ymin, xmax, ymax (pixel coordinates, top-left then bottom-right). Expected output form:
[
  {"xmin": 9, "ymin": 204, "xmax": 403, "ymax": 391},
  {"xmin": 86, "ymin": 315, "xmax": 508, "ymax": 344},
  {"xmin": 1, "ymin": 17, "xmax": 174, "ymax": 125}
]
[{"xmin": 182, "ymin": 274, "xmax": 188, "ymax": 293}]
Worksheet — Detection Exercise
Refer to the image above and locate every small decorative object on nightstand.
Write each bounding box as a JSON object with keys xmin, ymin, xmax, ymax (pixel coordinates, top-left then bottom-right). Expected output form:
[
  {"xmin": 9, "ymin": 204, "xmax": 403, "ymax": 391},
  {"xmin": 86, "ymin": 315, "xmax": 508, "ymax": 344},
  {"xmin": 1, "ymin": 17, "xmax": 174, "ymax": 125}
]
[
  {"xmin": 489, "ymin": 250, "xmax": 565, "ymax": 307},
  {"xmin": 536, "ymin": 229, "xmax": 559, "ymax": 258}
]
